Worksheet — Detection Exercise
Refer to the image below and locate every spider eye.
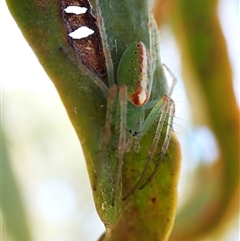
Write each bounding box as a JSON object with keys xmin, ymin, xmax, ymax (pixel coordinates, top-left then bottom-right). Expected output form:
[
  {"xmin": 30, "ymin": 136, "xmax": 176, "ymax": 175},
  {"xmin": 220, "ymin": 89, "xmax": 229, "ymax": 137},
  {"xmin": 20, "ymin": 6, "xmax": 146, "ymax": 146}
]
[{"xmin": 133, "ymin": 131, "xmax": 140, "ymax": 137}]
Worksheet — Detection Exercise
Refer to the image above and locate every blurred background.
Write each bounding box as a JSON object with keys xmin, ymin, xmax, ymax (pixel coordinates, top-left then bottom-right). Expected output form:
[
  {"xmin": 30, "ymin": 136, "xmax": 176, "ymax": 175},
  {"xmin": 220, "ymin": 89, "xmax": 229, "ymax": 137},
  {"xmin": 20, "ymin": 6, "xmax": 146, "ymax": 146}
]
[{"xmin": 1, "ymin": 0, "xmax": 239, "ymax": 240}]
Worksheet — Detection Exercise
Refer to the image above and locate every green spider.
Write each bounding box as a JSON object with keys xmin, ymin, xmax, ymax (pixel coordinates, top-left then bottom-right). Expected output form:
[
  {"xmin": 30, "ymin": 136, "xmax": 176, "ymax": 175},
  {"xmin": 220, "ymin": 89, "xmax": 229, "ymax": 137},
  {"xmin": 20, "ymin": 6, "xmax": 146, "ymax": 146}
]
[
  {"xmin": 91, "ymin": 9, "xmax": 176, "ymax": 205},
  {"xmin": 93, "ymin": 43, "xmax": 176, "ymax": 205}
]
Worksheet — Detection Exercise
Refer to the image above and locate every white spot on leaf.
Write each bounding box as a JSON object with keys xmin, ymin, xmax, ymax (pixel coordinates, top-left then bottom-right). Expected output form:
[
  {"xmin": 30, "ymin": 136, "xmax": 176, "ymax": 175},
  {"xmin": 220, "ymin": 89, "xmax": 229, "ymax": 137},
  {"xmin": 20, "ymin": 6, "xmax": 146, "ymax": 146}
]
[
  {"xmin": 64, "ymin": 6, "xmax": 87, "ymax": 15},
  {"xmin": 69, "ymin": 26, "xmax": 94, "ymax": 39}
]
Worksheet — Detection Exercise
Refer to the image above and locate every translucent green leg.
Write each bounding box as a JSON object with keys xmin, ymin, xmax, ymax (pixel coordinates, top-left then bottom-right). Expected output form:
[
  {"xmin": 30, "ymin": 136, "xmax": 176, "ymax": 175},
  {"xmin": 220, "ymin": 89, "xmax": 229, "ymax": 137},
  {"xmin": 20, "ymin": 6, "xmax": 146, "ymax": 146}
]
[
  {"xmin": 140, "ymin": 100, "xmax": 175, "ymax": 189},
  {"xmin": 112, "ymin": 85, "xmax": 128, "ymax": 205},
  {"xmin": 95, "ymin": 0, "xmax": 115, "ymax": 86},
  {"xmin": 94, "ymin": 85, "xmax": 117, "ymax": 191}
]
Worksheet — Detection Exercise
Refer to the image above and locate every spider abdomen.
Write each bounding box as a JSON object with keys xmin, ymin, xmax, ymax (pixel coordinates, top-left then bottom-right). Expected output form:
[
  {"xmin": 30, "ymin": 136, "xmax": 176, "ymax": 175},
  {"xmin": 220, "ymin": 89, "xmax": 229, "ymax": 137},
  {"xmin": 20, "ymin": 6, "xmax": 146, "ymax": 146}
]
[{"xmin": 117, "ymin": 41, "xmax": 151, "ymax": 107}]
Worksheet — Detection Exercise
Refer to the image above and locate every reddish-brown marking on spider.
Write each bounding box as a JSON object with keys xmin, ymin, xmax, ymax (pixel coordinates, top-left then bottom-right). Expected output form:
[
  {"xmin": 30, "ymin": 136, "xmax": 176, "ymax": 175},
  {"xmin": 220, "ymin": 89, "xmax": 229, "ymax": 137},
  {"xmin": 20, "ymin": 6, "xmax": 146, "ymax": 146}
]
[{"xmin": 130, "ymin": 42, "xmax": 150, "ymax": 106}]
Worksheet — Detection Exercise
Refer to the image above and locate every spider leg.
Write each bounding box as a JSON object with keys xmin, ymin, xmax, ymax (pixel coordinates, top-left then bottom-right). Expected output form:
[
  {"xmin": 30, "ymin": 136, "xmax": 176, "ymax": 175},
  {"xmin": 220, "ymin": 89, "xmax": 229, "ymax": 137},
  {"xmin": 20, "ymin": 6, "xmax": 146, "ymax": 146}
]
[
  {"xmin": 146, "ymin": 96, "xmax": 172, "ymax": 166},
  {"xmin": 95, "ymin": 0, "xmax": 115, "ymax": 87},
  {"xmin": 95, "ymin": 0, "xmax": 121, "ymax": 202},
  {"xmin": 162, "ymin": 63, "xmax": 177, "ymax": 96},
  {"xmin": 140, "ymin": 100, "xmax": 175, "ymax": 189},
  {"xmin": 112, "ymin": 85, "xmax": 128, "ymax": 205},
  {"xmin": 94, "ymin": 85, "xmax": 118, "ymax": 191}
]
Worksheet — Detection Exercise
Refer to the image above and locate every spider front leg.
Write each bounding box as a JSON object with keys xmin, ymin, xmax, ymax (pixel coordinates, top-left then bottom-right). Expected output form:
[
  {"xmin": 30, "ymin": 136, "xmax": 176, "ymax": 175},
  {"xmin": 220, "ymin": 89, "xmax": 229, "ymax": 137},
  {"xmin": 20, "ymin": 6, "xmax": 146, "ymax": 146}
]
[
  {"xmin": 93, "ymin": 84, "xmax": 117, "ymax": 191},
  {"xmin": 112, "ymin": 85, "xmax": 128, "ymax": 205},
  {"xmin": 94, "ymin": 84, "xmax": 129, "ymax": 205}
]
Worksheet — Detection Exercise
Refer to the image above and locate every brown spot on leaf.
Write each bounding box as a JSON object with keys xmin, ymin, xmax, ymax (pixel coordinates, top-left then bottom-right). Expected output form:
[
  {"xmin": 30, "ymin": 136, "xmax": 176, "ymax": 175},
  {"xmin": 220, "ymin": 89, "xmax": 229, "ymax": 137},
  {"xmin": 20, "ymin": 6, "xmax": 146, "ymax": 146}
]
[
  {"xmin": 60, "ymin": 0, "xmax": 107, "ymax": 78},
  {"xmin": 150, "ymin": 197, "xmax": 156, "ymax": 204}
]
